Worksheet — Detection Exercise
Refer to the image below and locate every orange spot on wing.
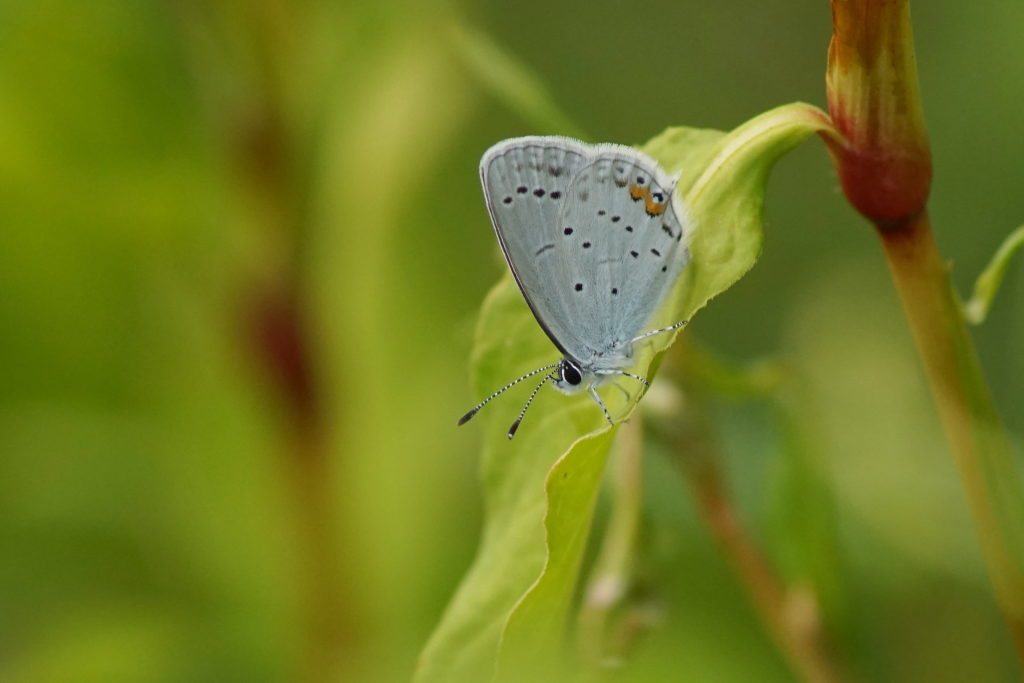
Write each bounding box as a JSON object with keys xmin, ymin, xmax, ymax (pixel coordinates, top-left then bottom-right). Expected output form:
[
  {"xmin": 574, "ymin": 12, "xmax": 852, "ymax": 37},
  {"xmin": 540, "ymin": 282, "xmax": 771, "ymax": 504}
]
[
  {"xmin": 629, "ymin": 184, "xmax": 646, "ymax": 201},
  {"xmin": 644, "ymin": 194, "xmax": 668, "ymax": 216}
]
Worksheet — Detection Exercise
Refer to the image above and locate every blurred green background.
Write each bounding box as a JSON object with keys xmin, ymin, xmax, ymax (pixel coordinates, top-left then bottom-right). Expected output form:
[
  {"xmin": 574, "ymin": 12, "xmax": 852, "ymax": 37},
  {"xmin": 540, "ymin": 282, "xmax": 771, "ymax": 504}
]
[{"xmin": 1, "ymin": 1, "xmax": 1022, "ymax": 681}]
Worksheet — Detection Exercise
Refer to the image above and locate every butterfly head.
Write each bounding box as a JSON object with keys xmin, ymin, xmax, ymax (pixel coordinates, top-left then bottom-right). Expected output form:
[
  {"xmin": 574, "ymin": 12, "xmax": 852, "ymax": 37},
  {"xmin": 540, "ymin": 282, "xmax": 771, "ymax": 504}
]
[{"xmin": 552, "ymin": 357, "xmax": 589, "ymax": 396}]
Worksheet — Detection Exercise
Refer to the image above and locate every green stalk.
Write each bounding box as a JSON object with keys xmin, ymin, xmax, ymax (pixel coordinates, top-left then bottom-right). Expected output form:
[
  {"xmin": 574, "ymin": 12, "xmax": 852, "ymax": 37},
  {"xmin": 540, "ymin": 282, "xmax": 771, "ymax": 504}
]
[
  {"xmin": 826, "ymin": 0, "xmax": 1024, "ymax": 662},
  {"xmin": 879, "ymin": 212, "xmax": 1024, "ymax": 659},
  {"xmin": 576, "ymin": 417, "xmax": 647, "ymax": 671}
]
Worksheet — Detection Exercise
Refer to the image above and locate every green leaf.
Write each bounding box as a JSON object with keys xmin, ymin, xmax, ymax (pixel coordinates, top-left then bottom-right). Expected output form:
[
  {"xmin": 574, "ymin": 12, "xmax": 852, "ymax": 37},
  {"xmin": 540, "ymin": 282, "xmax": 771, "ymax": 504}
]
[
  {"xmin": 416, "ymin": 102, "xmax": 837, "ymax": 683},
  {"xmin": 961, "ymin": 225, "xmax": 1024, "ymax": 325}
]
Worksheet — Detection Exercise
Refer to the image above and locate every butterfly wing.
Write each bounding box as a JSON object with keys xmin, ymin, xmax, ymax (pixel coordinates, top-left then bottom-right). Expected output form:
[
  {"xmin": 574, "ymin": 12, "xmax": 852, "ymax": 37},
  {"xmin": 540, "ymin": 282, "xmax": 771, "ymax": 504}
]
[
  {"xmin": 479, "ymin": 137, "xmax": 594, "ymax": 357},
  {"xmin": 554, "ymin": 148, "xmax": 692, "ymax": 366},
  {"xmin": 480, "ymin": 137, "xmax": 692, "ymax": 367}
]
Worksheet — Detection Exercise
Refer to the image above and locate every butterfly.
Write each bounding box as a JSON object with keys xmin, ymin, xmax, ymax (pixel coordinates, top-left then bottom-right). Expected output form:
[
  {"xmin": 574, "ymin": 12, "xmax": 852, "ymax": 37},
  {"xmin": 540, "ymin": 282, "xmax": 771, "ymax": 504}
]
[{"xmin": 459, "ymin": 136, "xmax": 693, "ymax": 438}]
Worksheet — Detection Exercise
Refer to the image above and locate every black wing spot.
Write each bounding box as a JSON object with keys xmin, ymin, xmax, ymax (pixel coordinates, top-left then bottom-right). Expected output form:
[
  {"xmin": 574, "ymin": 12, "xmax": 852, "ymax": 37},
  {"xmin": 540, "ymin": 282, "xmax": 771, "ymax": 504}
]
[
  {"xmin": 549, "ymin": 166, "xmax": 564, "ymax": 177},
  {"xmin": 579, "ymin": 191, "xmax": 589, "ymax": 201},
  {"xmin": 535, "ymin": 244, "xmax": 555, "ymax": 256},
  {"xmin": 636, "ymin": 176, "xmax": 646, "ymax": 185},
  {"xmin": 651, "ymin": 248, "xmax": 661, "ymax": 257},
  {"xmin": 574, "ymin": 283, "xmax": 583, "ymax": 292},
  {"xmin": 611, "ymin": 216, "xmax": 620, "ymax": 222},
  {"xmin": 611, "ymin": 287, "xmax": 618, "ymax": 295},
  {"xmin": 503, "ymin": 196, "xmax": 513, "ymax": 204},
  {"xmin": 517, "ymin": 186, "xmax": 528, "ymax": 194},
  {"xmin": 625, "ymin": 225, "xmax": 634, "ymax": 233},
  {"xmin": 563, "ymin": 227, "xmax": 573, "ymax": 236},
  {"xmin": 534, "ymin": 188, "xmax": 546, "ymax": 197},
  {"xmin": 582, "ymin": 241, "xmax": 592, "ymax": 249},
  {"xmin": 662, "ymin": 224, "xmax": 675, "ymax": 237},
  {"xmin": 550, "ymin": 191, "xmax": 562, "ymax": 199},
  {"xmin": 597, "ymin": 209, "xmax": 606, "ymax": 216},
  {"xmin": 661, "ymin": 265, "xmax": 667, "ymax": 272},
  {"xmin": 652, "ymin": 192, "xmax": 664, "ymax": 202},
  {"xmin": 630, "ymin": 250, "xmax": 639, "ymax": 258}
]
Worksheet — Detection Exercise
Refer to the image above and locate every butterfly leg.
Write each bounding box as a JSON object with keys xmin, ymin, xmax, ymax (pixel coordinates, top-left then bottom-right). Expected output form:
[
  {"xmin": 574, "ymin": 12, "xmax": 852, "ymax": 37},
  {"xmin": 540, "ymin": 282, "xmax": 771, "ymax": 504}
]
[
  {"xmin": 588, "ymin": 386, "xmax": 614, "ymax": 425},
  {"xmin": 630, "ymin": 319, "xmax": 688, "ymax": 344},
  {"xmin": 597, "ymin": 370, "xmax": 650, "ymax": 388}
]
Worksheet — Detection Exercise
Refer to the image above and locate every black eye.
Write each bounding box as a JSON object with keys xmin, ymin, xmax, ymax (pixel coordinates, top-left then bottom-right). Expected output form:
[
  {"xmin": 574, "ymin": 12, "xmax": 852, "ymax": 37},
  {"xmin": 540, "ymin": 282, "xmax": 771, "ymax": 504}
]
[{"xmin": 560, "ymin": 361, "xmax": 582, "ymax": 386}]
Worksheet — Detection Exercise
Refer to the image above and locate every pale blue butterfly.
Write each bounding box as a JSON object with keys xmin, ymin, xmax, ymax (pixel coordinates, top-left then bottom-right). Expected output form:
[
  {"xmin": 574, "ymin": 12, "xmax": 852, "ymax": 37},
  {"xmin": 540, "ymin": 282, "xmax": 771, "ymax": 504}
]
[{"xmin": 459, "ymin": 136, "xmax": 693, "ymax": 438}]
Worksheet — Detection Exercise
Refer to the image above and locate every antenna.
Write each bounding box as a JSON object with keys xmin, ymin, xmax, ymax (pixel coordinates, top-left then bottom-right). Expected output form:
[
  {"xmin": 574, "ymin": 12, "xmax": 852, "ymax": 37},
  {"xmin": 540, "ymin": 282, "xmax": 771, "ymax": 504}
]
[
  {"xmin": 457, "ymin": 362, "xmax": 559, "ymax": 426},
  {"xmin": 507, "ymin": 371, "xmax": 557, "ymax": 439}
]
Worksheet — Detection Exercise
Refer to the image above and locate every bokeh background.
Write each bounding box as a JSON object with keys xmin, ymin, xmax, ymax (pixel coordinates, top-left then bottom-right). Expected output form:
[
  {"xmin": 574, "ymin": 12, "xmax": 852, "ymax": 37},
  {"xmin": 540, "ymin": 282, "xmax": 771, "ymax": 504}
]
[{"xmin": 1, "ymin": 1, "xmax": 1022, "ymax": 681}]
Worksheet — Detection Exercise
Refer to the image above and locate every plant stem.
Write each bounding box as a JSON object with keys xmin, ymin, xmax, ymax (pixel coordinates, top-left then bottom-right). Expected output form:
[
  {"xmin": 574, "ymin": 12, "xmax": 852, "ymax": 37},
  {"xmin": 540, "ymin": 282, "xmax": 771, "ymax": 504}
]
[
  {"xmin": 577, "ymin": 416, "xmax": 647, "ymax": 670},
  {"xmin": 878, "ymin": 211, "xmax": 1024, "ymax": 662},
  {"xmin": 652, "ymin": 371, "xmax": 850, "ymax": 683},
  {"xmin": 683, "ymin": 451, "xmax": 846, "ymax": 683}
]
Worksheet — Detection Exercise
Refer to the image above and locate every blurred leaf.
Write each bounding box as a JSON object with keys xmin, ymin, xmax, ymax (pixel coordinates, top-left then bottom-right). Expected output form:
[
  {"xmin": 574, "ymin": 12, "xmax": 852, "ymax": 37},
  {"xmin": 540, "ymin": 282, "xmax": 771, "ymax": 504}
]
[
  {"xmin": 962, "ymin": 225, "xmax": 1024, "ymax": 325},
  {"xmin": 448, "ymin": 23, "xmax": 588, "ymax": 139},
  {"xmin": 644, "ymin": 103, "xmax": 838, "ymax": 325},
  {"xmin": 417, "ymin": 102, "xmax": 837, "ymax": 681}
]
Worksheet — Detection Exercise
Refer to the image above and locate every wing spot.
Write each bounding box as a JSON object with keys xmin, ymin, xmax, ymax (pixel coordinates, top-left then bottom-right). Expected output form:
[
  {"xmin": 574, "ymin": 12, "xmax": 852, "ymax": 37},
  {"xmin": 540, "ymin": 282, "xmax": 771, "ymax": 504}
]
[
  {"xmin": 503, "ymin": 196, "xmax": 513, "ymax": 204},
  {"xmin": 550, "ymin": 191, "xmax": 562, "ymax": 199},
  {"xmin": 611, "ymin": 216, "xmax": 620, "ymax": 222},
  {"xmin": 597, "ymin": 209, "xmax": 606, "ymax": 216},
  {"xmin": 630, "ymin": 250, "xmax": 639, "ymax": 258},
  {"xmin": 574, "ymin": 283, "xmax": 583, "ymax": 292},
  {"xmin": 517, "ymin": 186, "xmax": 528, "ymax": 194},
  {"xmin": 579, "ymin": 191, "xmax": 589, "ymax": 201},
  {"xmin": 535, "ymin": 244, "xmax": 555, "ymax": 256},
  {"xmin": 661, "ymin": 265, "xmax": 668, "ymax": 272},
  {"xmin": 626, "ymin": 225, "xmax": 634, "ymax": 233},
  {"xmin": 651, "ymin": 248, "xmax": 661, "ymax": 257},
  {"xmin": 611, "ymin": 287, "xmax": 618, "ymax": 295},
  {"xmin": 582, "ymin": 241, "xmax": 592, "ymax": 249},
  {"xmin": 534, "ymin": 188, "xmax": 546, "ymax": 197},
  {"xmin": 636, "ymin": 176, "xmax": 646, "ymax": 185},
  {"xmin": 563, "ymin": 227, "xmax": 574, "ymax": 236},
  {"xmin": 662, "ymin": 223, "xmax": 675, "ymax": 237}
]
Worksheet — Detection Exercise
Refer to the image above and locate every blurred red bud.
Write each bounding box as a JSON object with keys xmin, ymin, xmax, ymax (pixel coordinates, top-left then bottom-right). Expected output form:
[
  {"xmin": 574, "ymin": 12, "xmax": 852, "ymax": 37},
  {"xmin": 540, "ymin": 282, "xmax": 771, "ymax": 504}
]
[{"xmin": 827, "ymin": 0, "xmax": 932, "ymax": 228}]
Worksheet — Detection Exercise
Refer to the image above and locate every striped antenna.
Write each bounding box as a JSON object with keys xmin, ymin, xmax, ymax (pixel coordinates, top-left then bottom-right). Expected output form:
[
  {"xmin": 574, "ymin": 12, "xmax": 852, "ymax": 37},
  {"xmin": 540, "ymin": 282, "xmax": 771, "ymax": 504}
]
[
  {"xmin": 457, "ymin": 362, "xmax": 559, "ymax": 427},
  {"xmin": 507, "ymin": 371, "xmax": 557, "ymax": 439}
]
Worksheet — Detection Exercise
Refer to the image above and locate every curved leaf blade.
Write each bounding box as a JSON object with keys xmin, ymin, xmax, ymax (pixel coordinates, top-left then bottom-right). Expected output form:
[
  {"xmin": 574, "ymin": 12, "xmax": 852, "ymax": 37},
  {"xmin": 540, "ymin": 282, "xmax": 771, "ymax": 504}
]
[{"xmin": 418, "ymin": 102, "xmax": 837, "ymax": 683}]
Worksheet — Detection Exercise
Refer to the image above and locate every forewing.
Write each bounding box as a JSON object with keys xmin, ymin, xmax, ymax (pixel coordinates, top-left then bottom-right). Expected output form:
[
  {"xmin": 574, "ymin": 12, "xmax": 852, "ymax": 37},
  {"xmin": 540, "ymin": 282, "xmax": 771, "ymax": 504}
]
[{"xmin": 480, "ymin": 137, "xmax": 593, "ymax": 357}]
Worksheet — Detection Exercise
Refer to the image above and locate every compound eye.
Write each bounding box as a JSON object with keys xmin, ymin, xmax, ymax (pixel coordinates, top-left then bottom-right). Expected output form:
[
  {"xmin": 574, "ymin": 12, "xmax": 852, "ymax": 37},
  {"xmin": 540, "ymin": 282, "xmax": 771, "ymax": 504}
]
[{"xmin": 560, "ymin": 360, "xmax": 582, "ymax": 386}]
